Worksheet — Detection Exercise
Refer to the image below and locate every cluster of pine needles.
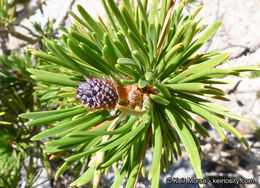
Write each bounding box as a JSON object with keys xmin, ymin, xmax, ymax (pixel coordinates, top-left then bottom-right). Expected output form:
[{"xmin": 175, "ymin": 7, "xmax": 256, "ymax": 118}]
[{"xmin": 20, "ymin": 0, "xmax": 259, "ymax": 187}]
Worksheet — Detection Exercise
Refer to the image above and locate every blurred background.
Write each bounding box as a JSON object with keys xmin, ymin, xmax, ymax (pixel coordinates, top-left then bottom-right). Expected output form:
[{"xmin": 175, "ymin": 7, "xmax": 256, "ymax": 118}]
[{"xmin": 0, "ymin": 0, "xmax": 259, "ymax": 187}]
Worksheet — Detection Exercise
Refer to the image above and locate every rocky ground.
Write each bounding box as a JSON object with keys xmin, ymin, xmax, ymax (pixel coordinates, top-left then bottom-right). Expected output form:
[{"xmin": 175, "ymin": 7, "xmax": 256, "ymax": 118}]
[{"xmin": 3, "ymin": 0, "xmax": 260, "ymax": 187}]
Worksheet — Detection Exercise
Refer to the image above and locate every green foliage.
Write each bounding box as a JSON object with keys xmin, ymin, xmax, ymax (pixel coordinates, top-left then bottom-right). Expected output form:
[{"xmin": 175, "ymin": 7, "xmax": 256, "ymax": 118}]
[
  {"xmin": 250, "ymin": 65, "xmax": 260, "ymax": 78},
  {"xmin": 0, "ymin": 0, "xmax": 16, "ymax": 27},
  {"xmin": 22, "ymin": 0, "xmax": 260, "ymax": 187},
  {"xmin": 0, "ymin": 52, "xmax": 51, "ymax": 187},
  {"xmin": 14, "ymin": 0, "xmax": 31, "ymax": 4},
  {"xmin": 31, "ymin": 18, "xmax": 56, "ymax": 40},
  {"xmin": 0, "ymin": 51, "xmax": 35, "ymax": 114}
]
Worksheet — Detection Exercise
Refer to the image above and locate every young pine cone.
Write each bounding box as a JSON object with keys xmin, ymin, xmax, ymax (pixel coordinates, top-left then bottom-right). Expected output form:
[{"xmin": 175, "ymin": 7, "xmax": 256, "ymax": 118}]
[{"xmin": 76, "ymin": 77, "xmax": 118, "ymax": 110}]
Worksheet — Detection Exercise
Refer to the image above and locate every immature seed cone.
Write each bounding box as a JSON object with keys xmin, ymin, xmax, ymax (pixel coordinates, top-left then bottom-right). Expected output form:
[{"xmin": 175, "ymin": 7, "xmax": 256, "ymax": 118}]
[{"xmin": 76, "ymin": 77, "xmax": 118, "ymax": 110}]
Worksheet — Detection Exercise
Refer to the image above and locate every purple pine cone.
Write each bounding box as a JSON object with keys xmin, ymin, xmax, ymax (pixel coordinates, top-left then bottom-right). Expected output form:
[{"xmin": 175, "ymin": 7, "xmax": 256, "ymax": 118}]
[{"xmin": 76, "ymin": 77, "xmax": 118, "ymax": 110}]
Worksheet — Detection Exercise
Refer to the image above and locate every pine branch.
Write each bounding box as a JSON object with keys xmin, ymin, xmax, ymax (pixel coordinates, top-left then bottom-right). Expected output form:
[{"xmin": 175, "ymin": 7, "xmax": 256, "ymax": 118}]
[
  {"xmin": 7, "ymin": 25, "xmax": 38, "ymax": 44},
  {"xmin": 14, "ymin": 0, "xmax": 46, "ymax": 25}
]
